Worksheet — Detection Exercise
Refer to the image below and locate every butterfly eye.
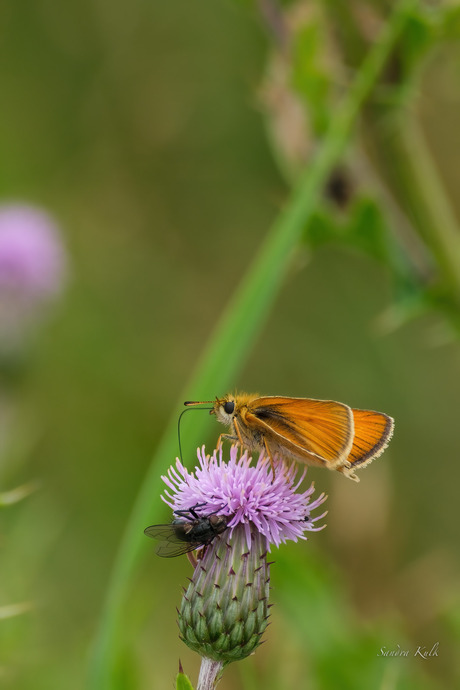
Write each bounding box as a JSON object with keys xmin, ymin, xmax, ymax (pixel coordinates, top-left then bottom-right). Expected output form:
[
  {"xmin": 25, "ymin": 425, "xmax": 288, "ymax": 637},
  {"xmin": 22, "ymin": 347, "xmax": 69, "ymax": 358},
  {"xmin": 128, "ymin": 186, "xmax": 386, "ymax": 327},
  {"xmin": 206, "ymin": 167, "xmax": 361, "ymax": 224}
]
[{"xmin": 224, "ymin": 401, "xmax": 235, "ymax": 415}]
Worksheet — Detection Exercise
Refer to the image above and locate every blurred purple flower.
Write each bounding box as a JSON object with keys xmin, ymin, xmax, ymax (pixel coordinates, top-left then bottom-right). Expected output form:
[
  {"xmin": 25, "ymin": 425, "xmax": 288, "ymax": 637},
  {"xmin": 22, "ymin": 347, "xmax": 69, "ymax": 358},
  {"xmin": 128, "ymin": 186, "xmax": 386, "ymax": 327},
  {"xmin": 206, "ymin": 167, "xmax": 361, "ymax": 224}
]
[
  {"xmin": 162, "ymin": 444, "xmax": 327, "ymax": 550},
  {"xmin": 0, "ymin": 204, "xmax": 67, "ymax": 347},
  {"xmin": 0, "ymin": 205, "xmax": 66, "ymax": 297}
]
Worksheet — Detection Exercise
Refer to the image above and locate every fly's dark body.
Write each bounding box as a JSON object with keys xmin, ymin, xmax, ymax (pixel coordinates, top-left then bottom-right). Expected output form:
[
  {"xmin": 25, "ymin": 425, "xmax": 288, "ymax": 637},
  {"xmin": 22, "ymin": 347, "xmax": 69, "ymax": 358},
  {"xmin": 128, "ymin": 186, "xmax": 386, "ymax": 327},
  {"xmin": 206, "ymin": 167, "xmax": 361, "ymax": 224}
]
[{"xmin": 144, "ymin": 504, "xmax": 228, "ymax": 558}]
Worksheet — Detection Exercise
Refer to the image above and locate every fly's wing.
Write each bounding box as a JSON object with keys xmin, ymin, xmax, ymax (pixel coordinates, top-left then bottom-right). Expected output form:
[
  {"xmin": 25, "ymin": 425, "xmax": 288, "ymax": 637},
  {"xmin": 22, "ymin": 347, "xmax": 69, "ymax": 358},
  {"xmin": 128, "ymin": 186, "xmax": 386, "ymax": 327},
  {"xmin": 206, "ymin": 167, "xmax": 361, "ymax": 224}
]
[
  {"xmin": 144, "ymin": 524, "xmax": 200, "ymax": 558},
  {"xmin": 347, "ymin": 408, "xmax": 394, "ymax": 468},
  {"xmin": 245, "ymin": 396, "xmax": 354, "ymax": 465},
  {"xmin": 155, "ymin": 540, "xmax": 202, "ymax": 558},
  {"xmin": 144, "ymin": 524, "xmax": 177, "ymax": 540}
]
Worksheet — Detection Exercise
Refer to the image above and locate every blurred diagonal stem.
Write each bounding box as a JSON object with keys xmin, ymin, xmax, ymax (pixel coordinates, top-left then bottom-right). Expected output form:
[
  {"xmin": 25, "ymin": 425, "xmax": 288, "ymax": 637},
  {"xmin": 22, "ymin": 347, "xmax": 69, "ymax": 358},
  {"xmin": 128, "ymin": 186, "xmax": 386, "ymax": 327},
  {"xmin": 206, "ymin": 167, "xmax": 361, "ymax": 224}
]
[
  {"xmin": 323, "ymin": 0, "xmax": 460, "ymax": 317},
  {"xmin": 365, "ymin": 112, "xmax": 460, "ymax": 306},
  {"xmin": 88, "ymin": 2, "xmax": 417, "ymax": 687}
]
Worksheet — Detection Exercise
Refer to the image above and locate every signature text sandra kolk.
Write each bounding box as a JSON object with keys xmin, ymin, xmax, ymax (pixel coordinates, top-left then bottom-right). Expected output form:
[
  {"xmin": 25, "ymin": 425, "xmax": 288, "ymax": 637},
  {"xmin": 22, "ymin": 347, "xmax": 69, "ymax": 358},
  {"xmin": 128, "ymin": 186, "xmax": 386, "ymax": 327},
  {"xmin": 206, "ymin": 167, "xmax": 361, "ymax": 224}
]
[{"xmin": 378, "ymin": 642, "xmax": 439, "ymax": 659}]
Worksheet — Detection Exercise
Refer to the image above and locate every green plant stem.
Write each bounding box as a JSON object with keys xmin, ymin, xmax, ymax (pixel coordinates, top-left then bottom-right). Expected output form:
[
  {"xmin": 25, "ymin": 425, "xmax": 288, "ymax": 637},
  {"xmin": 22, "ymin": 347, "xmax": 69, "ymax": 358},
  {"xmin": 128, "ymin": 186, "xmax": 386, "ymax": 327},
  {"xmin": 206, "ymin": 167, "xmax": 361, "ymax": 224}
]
[
  {"xmin": 88, "ymin": 3, "xmax": 416, "ymax": 687},
  {"xmin": 365, "ymin": 112, "xmax": 460, "ymax": 304},
  {"xmin": 197, "ymin": 658, "xmax": 224, "ymax": 690}
]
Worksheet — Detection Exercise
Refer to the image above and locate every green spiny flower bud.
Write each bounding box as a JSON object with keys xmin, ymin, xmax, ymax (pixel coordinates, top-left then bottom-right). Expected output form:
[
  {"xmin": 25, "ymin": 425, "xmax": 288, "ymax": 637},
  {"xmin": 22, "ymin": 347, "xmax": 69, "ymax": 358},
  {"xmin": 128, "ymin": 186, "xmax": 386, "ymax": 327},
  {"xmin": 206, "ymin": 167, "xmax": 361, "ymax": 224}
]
[{"xmin": 178, "ymin": 524, "xmax": 270, "ymax": 663}]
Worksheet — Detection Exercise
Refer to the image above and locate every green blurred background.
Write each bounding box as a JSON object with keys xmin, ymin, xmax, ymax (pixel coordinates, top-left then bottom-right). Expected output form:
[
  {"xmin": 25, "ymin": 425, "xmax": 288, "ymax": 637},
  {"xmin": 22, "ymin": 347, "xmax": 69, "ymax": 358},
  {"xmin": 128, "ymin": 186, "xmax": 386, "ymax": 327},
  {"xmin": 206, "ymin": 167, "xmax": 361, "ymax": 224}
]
[{"xmin": 1, "ymin": 1, "xmax": 460, "ymax": 688}]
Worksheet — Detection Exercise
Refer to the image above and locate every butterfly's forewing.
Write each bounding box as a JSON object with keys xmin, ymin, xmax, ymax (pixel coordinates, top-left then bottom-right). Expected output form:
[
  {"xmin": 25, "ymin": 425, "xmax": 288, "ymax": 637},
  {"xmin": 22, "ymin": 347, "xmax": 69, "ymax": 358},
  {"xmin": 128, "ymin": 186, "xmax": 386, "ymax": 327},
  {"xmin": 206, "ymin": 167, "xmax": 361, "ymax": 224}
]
[
  {"xmin": 348, "ymin": 408, "xmax": 394, "ymax": 467},
  {"xmin": 245, "ymin": 397, "xmax": 354, "ymax": 465}
]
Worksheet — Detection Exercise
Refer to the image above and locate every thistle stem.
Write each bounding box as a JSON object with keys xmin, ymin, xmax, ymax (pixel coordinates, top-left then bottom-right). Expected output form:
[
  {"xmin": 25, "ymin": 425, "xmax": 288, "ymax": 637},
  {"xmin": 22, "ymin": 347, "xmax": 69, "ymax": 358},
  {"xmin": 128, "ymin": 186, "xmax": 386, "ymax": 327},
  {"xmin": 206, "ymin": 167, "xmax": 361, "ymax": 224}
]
[{"xmin": 197, "ymin": 658, "xmax": 224, "ymax": 690}]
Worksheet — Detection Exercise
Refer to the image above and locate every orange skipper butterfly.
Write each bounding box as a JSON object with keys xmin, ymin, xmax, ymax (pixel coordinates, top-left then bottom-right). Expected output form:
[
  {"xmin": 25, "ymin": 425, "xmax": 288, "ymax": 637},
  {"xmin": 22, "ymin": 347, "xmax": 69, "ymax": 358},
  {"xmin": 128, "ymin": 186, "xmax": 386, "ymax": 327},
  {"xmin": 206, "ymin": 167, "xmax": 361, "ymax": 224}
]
[{"xmin": 184, "ymin": 393, "xmax": 394, "ymax": 482}]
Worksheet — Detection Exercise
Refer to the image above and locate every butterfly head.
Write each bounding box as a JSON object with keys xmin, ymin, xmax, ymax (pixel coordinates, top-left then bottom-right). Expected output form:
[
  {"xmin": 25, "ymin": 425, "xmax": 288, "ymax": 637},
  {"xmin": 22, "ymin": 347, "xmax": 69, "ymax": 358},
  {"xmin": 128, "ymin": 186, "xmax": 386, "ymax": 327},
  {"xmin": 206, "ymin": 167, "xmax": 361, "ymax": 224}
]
[{"xmin": 213, "ymin": 395, "xmax": 237, "ymax": 425}]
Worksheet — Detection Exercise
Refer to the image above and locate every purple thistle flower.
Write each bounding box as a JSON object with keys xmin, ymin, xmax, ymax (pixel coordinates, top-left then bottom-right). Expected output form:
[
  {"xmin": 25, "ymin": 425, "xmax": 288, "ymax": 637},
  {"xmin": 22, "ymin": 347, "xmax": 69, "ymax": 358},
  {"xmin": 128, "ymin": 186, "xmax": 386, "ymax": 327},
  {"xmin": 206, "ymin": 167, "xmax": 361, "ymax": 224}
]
[
  {"xmin": 152, "ymin": 445, "xmax": 328, "ymax": 682},
  {"xmin": 161, "ymin": 444, "xmax": 327, "ymax": 550}
]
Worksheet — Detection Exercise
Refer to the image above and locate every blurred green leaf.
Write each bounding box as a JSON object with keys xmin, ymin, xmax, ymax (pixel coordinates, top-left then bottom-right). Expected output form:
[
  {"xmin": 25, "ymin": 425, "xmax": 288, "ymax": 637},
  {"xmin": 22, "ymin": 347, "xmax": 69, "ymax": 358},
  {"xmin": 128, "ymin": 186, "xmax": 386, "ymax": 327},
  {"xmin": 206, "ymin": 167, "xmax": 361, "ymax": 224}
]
[
  {"xmin": 373, "ymin": 8, "xmax": 439, "ymax": 107},
  {"xmin": 346, "ymin": 198, "xmax": 389, "ymax": 262},
  {"xmin": 304, "ymin": 207, "xmax": 337, "ymax": 250},
  {"xmin": 399, "ymin": 10, "xmax": 436, "ymax": 72},
  {"xmin": 304, "ymin": 191, "xmax": 440, "ymax": 334},
  {"xmin": 291, "ymin": 22, "xmax": 332, "ymax": 135},
  {"xmin": 304, "ymin": 196, "xmax": 389, "ymax": 263}
]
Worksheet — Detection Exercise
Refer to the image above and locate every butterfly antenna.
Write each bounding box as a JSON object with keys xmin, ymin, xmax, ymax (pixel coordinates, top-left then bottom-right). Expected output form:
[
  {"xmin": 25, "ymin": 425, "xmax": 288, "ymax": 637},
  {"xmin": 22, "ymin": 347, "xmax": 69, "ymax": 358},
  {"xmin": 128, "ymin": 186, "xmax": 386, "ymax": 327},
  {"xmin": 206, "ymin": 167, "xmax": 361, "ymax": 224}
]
[
  {"xmin": 177, "ymin": 405, "xmax": 214, "ymax": 462},
  {"xmin": 184, "ymin": 400, "xmax": 214, "ymax": 406}
]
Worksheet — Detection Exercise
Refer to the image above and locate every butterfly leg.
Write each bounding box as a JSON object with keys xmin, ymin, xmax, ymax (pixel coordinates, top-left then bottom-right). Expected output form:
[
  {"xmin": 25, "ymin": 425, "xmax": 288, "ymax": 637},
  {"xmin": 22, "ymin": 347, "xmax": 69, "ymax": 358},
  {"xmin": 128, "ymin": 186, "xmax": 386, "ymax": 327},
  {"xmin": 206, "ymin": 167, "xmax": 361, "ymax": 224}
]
[
  {"xmin": 232, "ymin": 418, "xmax": 245, "ymax": 448},
  {"xmin": 219, "ymin": 418, "xmax": 251, "ymax": 455},
  {"xmin": 263, "ymin": 437, "xmax": 276, "ymax": 470},
  {"xmin": 217, "ymin": 432, "xmax": 239, "ymax": 449}
]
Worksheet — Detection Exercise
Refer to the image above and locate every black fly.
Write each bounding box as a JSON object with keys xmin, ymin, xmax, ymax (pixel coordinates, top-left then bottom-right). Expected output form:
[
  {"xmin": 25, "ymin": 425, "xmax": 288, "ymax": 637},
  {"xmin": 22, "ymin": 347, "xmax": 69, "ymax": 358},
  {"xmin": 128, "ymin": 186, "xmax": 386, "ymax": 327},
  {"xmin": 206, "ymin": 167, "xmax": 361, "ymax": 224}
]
[{"xmin": 144, "ymin": 503, "xmax": 229, "ymax": 558}]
